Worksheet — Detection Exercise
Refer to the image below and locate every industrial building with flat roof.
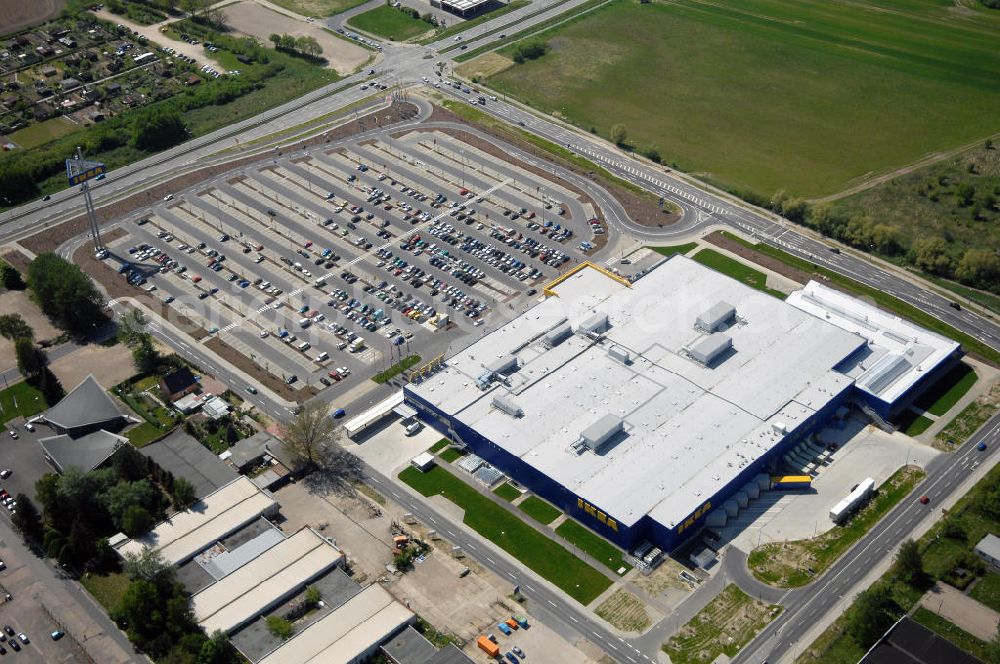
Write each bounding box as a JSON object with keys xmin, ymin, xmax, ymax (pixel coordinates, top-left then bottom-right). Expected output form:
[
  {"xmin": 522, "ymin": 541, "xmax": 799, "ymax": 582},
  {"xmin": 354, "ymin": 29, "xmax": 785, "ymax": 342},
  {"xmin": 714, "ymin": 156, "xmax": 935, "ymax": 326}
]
[
  {"xmin": 114, "ymin": 476, "xmax": 278, "ymax": 564},
  {"xmin": 404, "ymin": 257, "xmax": 960, "ymax": 553},
  {"xmin": 193, "ymin": 527, "xmax": 344, "ymax": 635},
  {"xmin": 257, "ymin": 584, "xmax": 414, "ymax": 664}
]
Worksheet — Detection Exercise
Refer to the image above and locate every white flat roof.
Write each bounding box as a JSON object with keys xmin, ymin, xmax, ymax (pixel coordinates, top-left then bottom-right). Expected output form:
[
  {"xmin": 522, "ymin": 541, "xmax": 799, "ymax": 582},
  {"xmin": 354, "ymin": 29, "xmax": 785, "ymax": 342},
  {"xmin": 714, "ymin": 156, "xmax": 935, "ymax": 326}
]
[
  {"xmin": 258, "ymin": 585, "xmax": 413, "ymax": 664},
  {"xmin": 408, "ymin": 257, "xmax": 864, "ymax": 528},
  {"xmin": 116, "ymin": 476, "xmax": 276, "ymax": 564},
  {"xmin": 441, "ymin": 0, "xmax": 492, "ymax": 10},
  {"xmin": 344, "ymin": 391, "xmax": 404, "ymax": 436},
  {"xmin": 786, "ymin": 281, "xmax": 959, "ymax": 403},
  {"xmin": 193, "ymin": 528, "xmax": 344, "ymax": 634}
]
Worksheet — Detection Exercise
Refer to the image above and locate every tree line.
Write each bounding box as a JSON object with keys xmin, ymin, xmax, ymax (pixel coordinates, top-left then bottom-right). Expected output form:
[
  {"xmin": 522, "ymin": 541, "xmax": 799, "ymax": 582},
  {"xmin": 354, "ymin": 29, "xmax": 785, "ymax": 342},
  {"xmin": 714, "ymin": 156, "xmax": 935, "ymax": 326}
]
[{"xmin": 268, "ymin": 33, "xmax": 323, "ymax": 59}]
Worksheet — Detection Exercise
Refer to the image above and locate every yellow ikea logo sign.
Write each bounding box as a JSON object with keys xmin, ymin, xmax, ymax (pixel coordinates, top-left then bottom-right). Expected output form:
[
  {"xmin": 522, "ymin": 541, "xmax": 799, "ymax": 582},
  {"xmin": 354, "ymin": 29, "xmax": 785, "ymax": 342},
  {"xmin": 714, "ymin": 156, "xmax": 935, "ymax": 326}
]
[
  {"xmin": 677, "ymin": 501, "xmax": 712, "ymax": 534},
  {"xmin": 577, "ymin": 498, "xmax": 618, "ymax": 532}
]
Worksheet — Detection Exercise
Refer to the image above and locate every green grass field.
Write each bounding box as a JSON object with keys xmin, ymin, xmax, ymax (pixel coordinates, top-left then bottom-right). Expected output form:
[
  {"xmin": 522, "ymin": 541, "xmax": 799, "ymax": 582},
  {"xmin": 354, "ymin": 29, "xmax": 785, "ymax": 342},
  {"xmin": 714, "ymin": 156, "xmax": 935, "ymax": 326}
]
[
  {"xmin": 555, "ymin": 519, "xmax": 631, "ymax": 574},
  {"xmin": 439, "ymin": 447, "xmax": 463, "ymax": 463},
  {"xmin": 969, "ymin": 572, "xmax": 1000, "ymax": 613},
  {"xmin": 912, "ymin": 363, "xmax": 978, "ymax": 417},
  {"xmin": 6, "ymin": 117, "xmax": 79, "ymax": 151},
  {"xmin": 519, "ymin": 495, "xmax": 561, "ymax": 525},
  {"xmin": 428, "ymin": 438, "xmax": 450, "ymax": 453},
  {"xmin": 125, "ymin": 421, "xmax": 168, "ymax": 447},
  {"xmin": 347, "ymin": 5, "xmax": 430, "ymax": 41},
  {"xmin": 898, "ymin": 411, "xmax": 934, "ymax": 437},
  {"xmin": 80, "ymin": 571, "xmax": 131, "ymax": 613},
  {"xmin": 493, "ymin": 482, "xmax": 521, "ymax": 501},
  {"xmin": 648, "ymin": 243, "xmax": 698, "ymax": 258},
  {"xmin": 692, "ymin": 249, "xmax": 785, "ymax": 298},
  {"xmin": 399, "ymin": 466, "xmax": 611, "ymax": 603},
  {"xmin": 0, "ymin": 382, "xmax": 47, "ymax": 425},
  {"xmin": 485, "ymin": 0, "xmax": 1000, "ymax": 198}
]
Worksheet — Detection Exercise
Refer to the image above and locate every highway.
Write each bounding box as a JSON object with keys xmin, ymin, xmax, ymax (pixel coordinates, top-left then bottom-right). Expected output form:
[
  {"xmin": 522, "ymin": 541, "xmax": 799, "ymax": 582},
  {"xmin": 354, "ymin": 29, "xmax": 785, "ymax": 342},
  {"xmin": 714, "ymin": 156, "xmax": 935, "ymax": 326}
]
[{"xmin": 3, "ymin": 2, "xmax": 1000, "ymax": 662}]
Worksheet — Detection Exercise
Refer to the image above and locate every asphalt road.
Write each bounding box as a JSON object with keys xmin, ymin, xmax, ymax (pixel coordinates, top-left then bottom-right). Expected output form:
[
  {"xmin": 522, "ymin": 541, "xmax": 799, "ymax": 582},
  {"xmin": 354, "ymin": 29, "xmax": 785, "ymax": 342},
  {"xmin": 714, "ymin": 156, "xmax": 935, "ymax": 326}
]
[{"xmin": 3, "ymin": 3, "xmax": 1000, "ymax": 662}]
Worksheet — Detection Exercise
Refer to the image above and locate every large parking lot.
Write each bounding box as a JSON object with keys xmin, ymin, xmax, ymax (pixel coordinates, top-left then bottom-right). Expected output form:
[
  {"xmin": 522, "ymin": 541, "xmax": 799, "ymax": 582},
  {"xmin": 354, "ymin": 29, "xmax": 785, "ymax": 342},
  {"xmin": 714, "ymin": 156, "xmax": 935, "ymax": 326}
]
[{"xmin": 95, "ymin": 128, "xmax": 605, "ymax": 397}]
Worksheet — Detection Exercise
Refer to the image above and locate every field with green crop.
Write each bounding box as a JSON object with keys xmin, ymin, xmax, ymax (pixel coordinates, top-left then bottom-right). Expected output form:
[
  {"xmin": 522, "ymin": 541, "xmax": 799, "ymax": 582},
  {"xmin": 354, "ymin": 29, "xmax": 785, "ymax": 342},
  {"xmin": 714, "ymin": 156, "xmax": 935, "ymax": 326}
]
[{"xmin": 485, "ymin": 0, "xmax": 1000, "ymax": 198}]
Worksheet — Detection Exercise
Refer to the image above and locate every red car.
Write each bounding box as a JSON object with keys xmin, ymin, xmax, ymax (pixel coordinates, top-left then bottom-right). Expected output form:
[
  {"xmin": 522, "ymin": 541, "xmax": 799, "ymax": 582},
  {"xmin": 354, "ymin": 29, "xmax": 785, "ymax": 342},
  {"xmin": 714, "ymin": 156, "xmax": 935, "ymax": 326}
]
[
  {"xmin": 304, "ymin": 240, "xmax": 313, "ymax": 248},
  {"xmin": 919, "ymin": 496, "xmax": 930, "ymax": 505}
]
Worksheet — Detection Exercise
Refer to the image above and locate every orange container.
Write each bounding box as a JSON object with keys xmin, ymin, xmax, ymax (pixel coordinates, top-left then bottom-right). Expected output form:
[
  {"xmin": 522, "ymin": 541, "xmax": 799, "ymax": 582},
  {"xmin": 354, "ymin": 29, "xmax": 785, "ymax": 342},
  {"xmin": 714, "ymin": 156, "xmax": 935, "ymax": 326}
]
[
  {"xmin": 506, "ymin": 618, "xmax": 519, "ymax": 630},
  {"xmin": 477, "ymin": 635, "xmax": 500, "ymax": 657}
]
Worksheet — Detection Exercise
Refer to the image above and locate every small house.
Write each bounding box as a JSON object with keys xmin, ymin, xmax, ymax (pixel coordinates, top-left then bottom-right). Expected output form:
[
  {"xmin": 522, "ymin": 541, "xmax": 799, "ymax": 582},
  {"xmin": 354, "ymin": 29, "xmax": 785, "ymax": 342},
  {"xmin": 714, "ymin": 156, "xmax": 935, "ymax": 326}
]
[{"xmin": 160, "ymin": 367, "xmax": 198, "ymax": 401}]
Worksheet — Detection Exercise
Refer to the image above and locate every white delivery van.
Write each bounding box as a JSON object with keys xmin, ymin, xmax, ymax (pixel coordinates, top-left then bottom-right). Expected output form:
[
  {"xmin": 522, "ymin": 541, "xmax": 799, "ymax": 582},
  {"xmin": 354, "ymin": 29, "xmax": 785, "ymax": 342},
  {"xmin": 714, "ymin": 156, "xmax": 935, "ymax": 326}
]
[
  {"xmin": 298, "ymin": 318, "xmax": 311, "ymax": 328},
  {"xmin": 297, "ymin": 341, "xmax": 311, "ymax": 351},
  {"xmin": 315, "ymin": 351, "xmax": 329, "ymax": 362}
]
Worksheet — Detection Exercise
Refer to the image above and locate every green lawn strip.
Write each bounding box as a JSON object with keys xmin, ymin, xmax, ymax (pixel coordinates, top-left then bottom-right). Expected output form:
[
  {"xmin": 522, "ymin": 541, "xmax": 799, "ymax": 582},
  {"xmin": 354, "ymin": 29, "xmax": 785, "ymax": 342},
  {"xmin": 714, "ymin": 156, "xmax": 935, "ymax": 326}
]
[
  {"xmin": 896, "ymin": 410, "xmax": 934, "ymax": 437},
  {"xmin": 453, "ymin": 0, "xmax": 609, "ymax": 62},
  {"xmin": 438, "ymin": 99, "xmax": 676, "ymax": 213},
  {"xmin": 911, "ymin": 607, "xmax": 993, "ymax": 661},
  {"xmin": 425, "ymin": 0, "xmax": 531, "ymax": 45},
  {"xmin": 748, "ymin": 466, "xmax": 925, "ymax": 587},
  {"xmin": 518, "ymin": 495, "xmax": 561, "ymax": 525},
  {"xmin": 912, "ymin": 363, "xmax": 978, "ymax": 416},
  {"xmin": 969, "ymin": 572, "xmax": 1000, "ymax": 613},
  {"xmin": 493, "ymin": 482, "xmax": 521, "ymax": 502},
  {"xmin": 126, "ymin": 422, "xmax": 169, "ymax": 447},
  {"xmin": 935, "ymin": 400, "xmax": 999, "ymax": 448},
  {"xmin": 347, "ymin": 5, "xmax": 431, "ymax": 41},
  {"xmin": 692, "ymin": 248, "xmax": 785, "ymax": 299},
  {"xmin": 428, "ymin": 438, "xmax": 451, "ymax": 453},
  {"xmin": 80, "ymin": 571, "xmax": 131, "ymax": 613},
  {"xmin": 439, "ymin": 447, "xmax": 463, "ymax": 463},
  {"xmin": 0, "ymin": 382, "xmax": 47, "ymax": 425},
  {"xmin": 648, "ymin": 243, "xmax": 698, "ymax": 258},
  {"xmin": 718, "ymin": 232, "xmax": 1000, "ymax": 366},
  {"xmin": 555, "ymin": 519, "xmax": 631, "ymax": 574},
  {"xmin": 398, "ymin": 466, "xmax": 611, "ymax": 603},
  {"xmin": 794, "ymin": 612, "xmax": 866, "ymax": 664},
  {"xmin": 663, "ymin": 584, "xmax": 781, "ymax": 664},
  {"xmin": 372, "ymin": 354, "xmax": 421, "ymax": 384}
]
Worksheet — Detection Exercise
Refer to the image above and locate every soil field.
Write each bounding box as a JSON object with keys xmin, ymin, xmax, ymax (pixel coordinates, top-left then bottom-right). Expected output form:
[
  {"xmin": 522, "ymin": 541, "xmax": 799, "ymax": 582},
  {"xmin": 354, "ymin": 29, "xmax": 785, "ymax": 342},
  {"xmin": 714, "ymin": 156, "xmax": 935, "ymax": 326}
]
[
  {"xmin": 0, "ymin": 0, "xmax": 65, "ymax": 37},
  {"xmin": 0, "ymin": 288, "xmax": 61, "ymax": 372},
  {"xmin": 222, "ymin": 1, "xmax": 369, "ymax": 75},
  {"xmin": 485, "ymin": 0, "xmax": 1000, "ymax": 199}
]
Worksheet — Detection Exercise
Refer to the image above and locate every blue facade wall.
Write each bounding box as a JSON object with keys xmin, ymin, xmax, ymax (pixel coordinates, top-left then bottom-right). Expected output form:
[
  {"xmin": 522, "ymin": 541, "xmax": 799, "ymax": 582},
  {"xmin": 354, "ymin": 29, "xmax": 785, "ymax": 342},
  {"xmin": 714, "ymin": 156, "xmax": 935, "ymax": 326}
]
[
  {"xmin": 404, "ymin": 376, "xmax": 854, "ymax": 554},
  {"xmin": 854, "ymin": 348, "xmax": 963, "ymax": 420}
]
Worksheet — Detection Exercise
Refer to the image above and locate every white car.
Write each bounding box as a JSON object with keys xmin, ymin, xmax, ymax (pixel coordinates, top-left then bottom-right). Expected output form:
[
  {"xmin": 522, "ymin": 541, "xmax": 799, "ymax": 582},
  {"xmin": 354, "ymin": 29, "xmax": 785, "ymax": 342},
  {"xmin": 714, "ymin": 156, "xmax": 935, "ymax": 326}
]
[
  {"xmin": 259, "ymin": 330, "xmax": 269, "ymax": 339},
  {"xmin": 163, "ymin": 194, "xmax": 173, "ymax": 201}
]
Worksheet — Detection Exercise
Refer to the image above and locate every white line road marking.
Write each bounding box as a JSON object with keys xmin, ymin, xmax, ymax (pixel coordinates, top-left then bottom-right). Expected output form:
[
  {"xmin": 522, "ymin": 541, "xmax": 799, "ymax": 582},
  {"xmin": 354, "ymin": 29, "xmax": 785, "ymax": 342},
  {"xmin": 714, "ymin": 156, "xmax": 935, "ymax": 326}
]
[
  {"xmin": 569, "ymin": 616, "xmax": 578, "ymax": 624},
  {"xmin": 507, "ymin": 572, "xmax": 516, "ymax": 579},
  {"xmin": 486, "ymin": 557, "xmax": 496, "ymax": 564},
  {"xmin": 547, "ymin": 600, "xmax": 556, "ymax": 607}
]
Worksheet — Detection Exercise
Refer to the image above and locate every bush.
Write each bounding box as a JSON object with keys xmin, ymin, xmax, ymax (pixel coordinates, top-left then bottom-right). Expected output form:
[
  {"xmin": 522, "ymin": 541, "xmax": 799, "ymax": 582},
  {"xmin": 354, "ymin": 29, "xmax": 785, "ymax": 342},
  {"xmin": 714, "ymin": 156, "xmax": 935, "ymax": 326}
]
[
  {"xmin": 266, "ymin": 615, "xmax": 294, "ymax": 639},
  {"xmin": 512, "ymin": 40, "xmax": 550, "ymax": 64}
]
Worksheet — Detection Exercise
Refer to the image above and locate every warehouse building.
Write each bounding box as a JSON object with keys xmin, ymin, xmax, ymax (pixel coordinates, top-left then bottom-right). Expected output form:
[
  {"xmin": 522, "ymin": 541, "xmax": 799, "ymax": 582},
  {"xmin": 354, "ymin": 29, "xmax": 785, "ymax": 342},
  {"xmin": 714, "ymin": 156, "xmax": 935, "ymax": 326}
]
[
  {"xmin": 114, "ymin": 476, "xmax": 278, "ymax": 564},
  {"xmin": 404, "ymin": 257, "xmax": 960, "ymax": 553}
]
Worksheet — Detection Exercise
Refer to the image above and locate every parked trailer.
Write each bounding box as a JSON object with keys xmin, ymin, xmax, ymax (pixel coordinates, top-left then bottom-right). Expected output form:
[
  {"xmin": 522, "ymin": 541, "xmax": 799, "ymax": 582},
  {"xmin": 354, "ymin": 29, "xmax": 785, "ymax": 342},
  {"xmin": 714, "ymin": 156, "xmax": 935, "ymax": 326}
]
[
  {"xmin": 478, "ymin": 636, "xmax": 500, "ymax": 657},
  {"xmin": 513, "ymin": 614, "xmax": 529, "ymax": 628},
  {"xmin": 829, "ymin": 477, "xmax": 876, "ymax": 522},
  {"xmin": 771, "ymin": 475, "xmax": 813, "ymax": 491}
]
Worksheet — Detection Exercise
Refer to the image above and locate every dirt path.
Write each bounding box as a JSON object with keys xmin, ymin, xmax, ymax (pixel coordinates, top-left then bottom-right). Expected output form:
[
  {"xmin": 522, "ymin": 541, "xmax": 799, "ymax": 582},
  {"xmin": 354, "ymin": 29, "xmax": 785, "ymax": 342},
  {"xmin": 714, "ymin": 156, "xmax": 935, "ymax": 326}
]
[{"xmin": 812, "ymin": 130, "xmax": 1000, "ymax": 203}]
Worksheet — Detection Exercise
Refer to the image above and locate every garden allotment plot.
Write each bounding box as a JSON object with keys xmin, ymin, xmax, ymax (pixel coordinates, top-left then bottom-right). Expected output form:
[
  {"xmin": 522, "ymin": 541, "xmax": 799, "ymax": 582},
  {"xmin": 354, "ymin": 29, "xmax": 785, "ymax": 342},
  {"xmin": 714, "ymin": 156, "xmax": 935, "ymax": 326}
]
[{"xmin": 485, "ymin": 0, "xmax": 1000, "ymax": 198}]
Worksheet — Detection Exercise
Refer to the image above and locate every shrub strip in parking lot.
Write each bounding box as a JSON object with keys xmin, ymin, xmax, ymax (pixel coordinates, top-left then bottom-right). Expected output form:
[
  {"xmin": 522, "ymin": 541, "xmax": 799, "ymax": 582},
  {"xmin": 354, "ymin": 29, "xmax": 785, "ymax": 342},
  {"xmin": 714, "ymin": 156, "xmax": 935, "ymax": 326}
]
[
  {"xmin": 398, "ymin": 465, "xmax": 612, "ymax": 604},
  {"xmin": 371, "ymin": 354, "xmax": 421, "ymax": 384}
]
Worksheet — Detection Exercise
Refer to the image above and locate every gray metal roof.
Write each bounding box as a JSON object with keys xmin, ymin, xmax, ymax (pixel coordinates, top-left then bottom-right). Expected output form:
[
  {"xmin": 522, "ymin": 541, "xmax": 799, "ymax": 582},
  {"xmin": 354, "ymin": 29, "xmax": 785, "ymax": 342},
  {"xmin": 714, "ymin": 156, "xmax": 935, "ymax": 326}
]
[
  {"xmin": 975, "ymin": 533, "xmax": 1000, "ymax": 559},
  {"xmin": 228, "ymin": 431, "xmax": 298, "ymax": 471},
  {"xmin": 39, "ymin": 429, "xmax": 126, "ymax": 472},
  {"xmin": 689, "ymin": 333, "xmax": 733, "ymax": 366},
  {"xmin": 381, "ymin": 626, "xmax": 476, "ymax": 664},
  {"xmin": 42, "ymin": 374, "xmax": 125, "ymax": 432},
  {"xmin": 141, "ymin": 430, "xmax": 238, "ymax": 498}
]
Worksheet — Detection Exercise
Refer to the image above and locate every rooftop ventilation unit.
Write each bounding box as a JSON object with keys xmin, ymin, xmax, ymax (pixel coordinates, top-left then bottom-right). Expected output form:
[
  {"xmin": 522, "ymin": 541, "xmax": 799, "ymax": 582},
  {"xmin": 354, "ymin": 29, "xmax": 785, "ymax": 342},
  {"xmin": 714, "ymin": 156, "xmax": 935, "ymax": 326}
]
[
  {"xmin": 487, "ymin": 354, "xmax": 518, "ymax": 375},
  {"xmin": 608, "ymin": 346, "xmax": 630, "ymax": 364},
  {"xmin": 543, "ymin": 322, "xmax": 572, "ymax": 348},
  {"xmin": 474, "ymin": 370, "xmax": 494, "ymax": 391},
  {"xmin": 491, "ymin": 394, "xmax": 523, "ymax": 418},
  {"xmin": 580, "ymin": 414, "xmax": 623, "ymax": 451},
  {"xmin": 696, "ymin": 301, "xmax": 736, "ymax": 332},
  {"xmin": 577, "ymin": 311, "xmax": 609, "ymax": 336},
  {"xmin": 689, "ymin": 333, "xmax": 733, "ymax": 366}
]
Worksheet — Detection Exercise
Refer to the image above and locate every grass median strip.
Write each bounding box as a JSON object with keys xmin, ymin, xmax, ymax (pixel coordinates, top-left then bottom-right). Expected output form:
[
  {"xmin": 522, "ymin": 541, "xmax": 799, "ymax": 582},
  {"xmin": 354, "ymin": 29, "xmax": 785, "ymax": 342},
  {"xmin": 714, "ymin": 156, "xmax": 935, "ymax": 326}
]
[
  {"xmin": 555, "ymin": 519, "xmax": 631, "ymax": 574},
  {"xmin": 518, "ymin": 495, "xmax": 561, "ymax": 525},
  {"xmin": 692, "ymin": 248, "xmax": 785, "ymax": 298},
  {"xmin": 649, "ymin": 243, "xmax": 698, "ymax": 258},
  {"xmin": 371, "ymin": 354, "xmax": 421, "ymax": 384},
  {"xmin": 663, "ymin": 584, "xmax": 781, "ymax": 664},
  {"xmin": 748, "ymin": 465, "xmax": 926, "ymax": 587},
  {"xmin": 493, "ymin": 481, "xmax": 521, "ymax": 501},
  {"xmin": 399, "ymin": 466, "xmax": 611, "ymax": 604}
]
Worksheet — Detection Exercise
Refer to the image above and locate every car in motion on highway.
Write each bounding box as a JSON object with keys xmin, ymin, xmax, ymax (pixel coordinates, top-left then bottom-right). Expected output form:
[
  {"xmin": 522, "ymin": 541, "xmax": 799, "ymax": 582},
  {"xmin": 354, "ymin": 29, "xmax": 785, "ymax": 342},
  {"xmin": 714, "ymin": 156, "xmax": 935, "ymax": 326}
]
[{"xmin": 919, "ymin": 495, "xmax": 930, "ymax": 505}]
